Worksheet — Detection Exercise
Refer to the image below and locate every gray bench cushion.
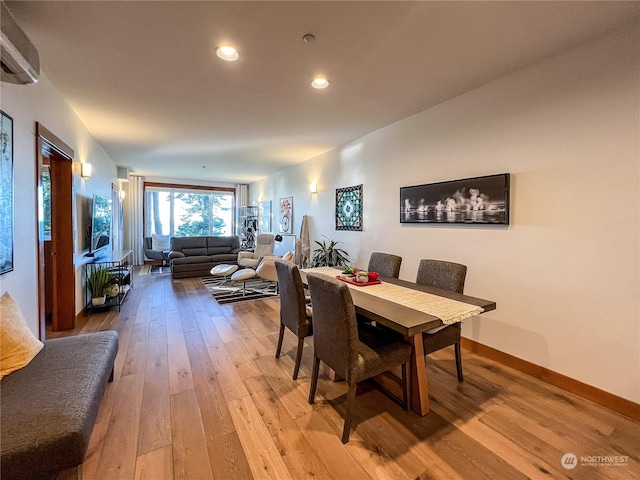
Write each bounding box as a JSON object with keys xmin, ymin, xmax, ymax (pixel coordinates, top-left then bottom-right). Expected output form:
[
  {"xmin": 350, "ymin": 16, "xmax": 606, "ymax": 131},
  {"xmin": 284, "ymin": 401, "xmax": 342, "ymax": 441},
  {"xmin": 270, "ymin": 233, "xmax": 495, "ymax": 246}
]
[{"xmin": 1, "ymin": 331, "xmax": 119, "ymax": 480}]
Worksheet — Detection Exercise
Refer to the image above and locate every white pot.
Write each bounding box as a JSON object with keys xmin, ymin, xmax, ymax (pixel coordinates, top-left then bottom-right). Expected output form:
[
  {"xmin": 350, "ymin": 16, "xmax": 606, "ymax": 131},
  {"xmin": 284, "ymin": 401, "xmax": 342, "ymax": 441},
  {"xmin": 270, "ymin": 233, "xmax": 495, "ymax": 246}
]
[{"xmin": 91, "ymin": 295, "xmax": 106, "ymax": 306}]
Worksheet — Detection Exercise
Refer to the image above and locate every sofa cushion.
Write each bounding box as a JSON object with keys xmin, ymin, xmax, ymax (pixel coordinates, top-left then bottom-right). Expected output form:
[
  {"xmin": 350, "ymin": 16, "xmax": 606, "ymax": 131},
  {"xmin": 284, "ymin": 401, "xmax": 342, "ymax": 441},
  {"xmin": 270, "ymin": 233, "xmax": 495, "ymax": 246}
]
[
  {"xmin": 170, "ymin": 236, "xmax": 207, "ymax": 251},
  {"xmin": 211, "ymin": 253, "xmax": 240, "ymax": 263},
  {"xmin": 182, "ymin": 247, "xmax": 208, "ymax": 256},
  {"xmin": 172, "ymin": 255, "xmax": 212, "ymax": 265},
  {"xmin": 207, "ymin": 246, "xmax": 231, "ymax": 255},
  {"xmin": 0, "ymin": 293, "xmax": 44, "ymax": 379},
  {"xmin": 207, "ymin": 236, "xmax": 240, "ymax": 250}
]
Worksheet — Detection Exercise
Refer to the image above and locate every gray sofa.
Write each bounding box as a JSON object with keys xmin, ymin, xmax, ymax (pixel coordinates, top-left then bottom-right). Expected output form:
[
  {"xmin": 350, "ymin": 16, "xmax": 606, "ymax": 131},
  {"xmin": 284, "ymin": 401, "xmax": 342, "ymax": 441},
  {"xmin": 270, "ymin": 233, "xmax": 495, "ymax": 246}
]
[
  {"xmin": 169, "ymin": 235, "xmax": 241, "ymax": 278},
  {"xmin": 1, "ymin": 331, "xmax": 119, "ymax": 480}
]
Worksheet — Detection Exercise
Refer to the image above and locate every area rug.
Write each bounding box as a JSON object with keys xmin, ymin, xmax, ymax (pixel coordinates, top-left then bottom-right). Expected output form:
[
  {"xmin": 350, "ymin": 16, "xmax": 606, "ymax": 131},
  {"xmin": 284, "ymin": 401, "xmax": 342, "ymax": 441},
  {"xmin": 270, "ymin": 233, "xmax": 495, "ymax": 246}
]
[{"xmin": 202, "ymin": 276, "xmax": 278, "ymax": 305}]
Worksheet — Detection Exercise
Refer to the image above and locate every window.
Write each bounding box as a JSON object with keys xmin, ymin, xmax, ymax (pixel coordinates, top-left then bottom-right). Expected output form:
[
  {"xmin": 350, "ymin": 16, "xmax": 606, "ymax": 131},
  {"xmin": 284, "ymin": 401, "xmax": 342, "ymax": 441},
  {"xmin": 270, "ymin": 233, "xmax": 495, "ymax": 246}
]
[{"xmin": 144, "ymin": 183, "xmax": 235, "ymax": 237}]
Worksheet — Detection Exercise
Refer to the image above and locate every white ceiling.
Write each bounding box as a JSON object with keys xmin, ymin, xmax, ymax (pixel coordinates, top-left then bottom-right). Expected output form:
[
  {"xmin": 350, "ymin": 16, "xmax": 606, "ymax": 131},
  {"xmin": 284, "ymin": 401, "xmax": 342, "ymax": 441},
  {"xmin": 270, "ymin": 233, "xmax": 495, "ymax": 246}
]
[{"xmin": 6, "ymin": 1, "xmax": 640, "ymax": 183}]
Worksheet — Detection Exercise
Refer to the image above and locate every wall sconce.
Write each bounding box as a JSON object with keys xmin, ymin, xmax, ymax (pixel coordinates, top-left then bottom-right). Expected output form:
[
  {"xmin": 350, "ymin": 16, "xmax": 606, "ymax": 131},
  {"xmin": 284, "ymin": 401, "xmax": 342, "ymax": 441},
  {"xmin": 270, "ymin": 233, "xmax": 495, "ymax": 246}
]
[
  {"xmin": 310, "ymin": 182, "xmax": 317, "ymax": 194},
  {"xmin": 119, "ymin": 190, "xmax": 126, "ymax": 201},
  {"xmin": 81, "ymin": 163, "xmax": 92, "ymax": 178}
]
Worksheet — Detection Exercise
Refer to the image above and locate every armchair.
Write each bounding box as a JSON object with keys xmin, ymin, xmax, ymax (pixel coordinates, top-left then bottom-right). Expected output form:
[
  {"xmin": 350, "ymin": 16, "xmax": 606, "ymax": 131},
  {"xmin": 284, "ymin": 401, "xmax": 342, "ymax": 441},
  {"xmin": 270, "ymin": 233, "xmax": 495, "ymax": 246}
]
[
  {"xmin": 256, "ymin": 251, "xmax": 294, "ymax": 283},
  {"xmin": 143, "ymin": 235, "xmax": 170, "ymax": 265},
  {"xmin": 237, "ymin": 234, "xmax": 275, "ymax": 268}
]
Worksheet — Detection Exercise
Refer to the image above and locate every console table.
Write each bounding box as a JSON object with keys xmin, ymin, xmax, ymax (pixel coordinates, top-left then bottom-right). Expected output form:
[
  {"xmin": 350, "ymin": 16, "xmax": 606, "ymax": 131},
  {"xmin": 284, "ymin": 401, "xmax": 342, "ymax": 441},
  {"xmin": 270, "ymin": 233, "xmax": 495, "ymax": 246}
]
[{"xmin": 84, "ymin": 249, "xmax": 133, "ymax": 315}]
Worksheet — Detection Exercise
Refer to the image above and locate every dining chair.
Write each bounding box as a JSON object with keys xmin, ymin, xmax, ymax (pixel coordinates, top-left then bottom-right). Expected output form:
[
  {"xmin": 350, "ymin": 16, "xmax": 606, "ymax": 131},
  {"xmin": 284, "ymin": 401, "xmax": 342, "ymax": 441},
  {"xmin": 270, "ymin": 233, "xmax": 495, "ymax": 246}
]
[
  {"xmin": 367, "ymin": 252, "xmax": 402, "ymax": 278},
  {"xmin": 306, "ymin": 273, "xmax": 412, "ymax": 443},
  {"xmin": 416, "ymin": 259, "xmax": 467, "ymax": 381},
  {"xmin": 274, "ymin": 259, "xmax": 313, "ymax": 380}
]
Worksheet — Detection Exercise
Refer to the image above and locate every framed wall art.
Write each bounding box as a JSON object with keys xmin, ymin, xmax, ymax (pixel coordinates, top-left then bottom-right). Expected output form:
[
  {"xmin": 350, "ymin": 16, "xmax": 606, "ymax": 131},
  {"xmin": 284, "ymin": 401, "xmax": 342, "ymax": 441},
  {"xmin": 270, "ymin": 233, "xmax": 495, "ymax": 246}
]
[
  {"xmin": 335, "ymin": 184, "xmax": 363, "ymax": 231},
  {"xmin": 400, "ymin": 173, "xmax": 509, "ymax": 225},
  {"xmin": 279, "ymin": 196, "xmax": 293, "ymax": 233},
  {"xmin": 0, "ymin": 111, "xmax": 14, "ymax": 275}
]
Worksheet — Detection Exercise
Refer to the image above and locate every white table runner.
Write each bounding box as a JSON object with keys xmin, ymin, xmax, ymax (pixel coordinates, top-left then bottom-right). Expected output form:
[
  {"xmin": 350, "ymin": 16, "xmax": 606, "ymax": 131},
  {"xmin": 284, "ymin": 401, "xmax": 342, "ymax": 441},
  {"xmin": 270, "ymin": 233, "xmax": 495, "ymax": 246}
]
[{"xmin": 303, "ymin": 267, "xmax": 484, "ymax": 324}]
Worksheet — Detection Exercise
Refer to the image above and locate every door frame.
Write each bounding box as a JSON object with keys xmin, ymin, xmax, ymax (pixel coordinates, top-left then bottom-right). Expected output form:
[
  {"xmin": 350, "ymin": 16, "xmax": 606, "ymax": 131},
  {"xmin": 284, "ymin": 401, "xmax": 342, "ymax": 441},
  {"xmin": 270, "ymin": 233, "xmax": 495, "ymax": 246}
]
[{"xmin": 36, "ymin": 123, "xmax": 75, "ymax": 338}]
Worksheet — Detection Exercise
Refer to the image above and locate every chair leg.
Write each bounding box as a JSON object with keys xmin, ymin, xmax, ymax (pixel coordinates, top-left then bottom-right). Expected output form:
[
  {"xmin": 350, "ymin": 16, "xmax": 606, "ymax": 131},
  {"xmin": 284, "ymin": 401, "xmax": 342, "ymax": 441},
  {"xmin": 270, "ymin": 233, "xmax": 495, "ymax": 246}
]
[
  {"xmin": 292, "ymin": 337, "xmax": 305, "ymax": 380},
  {"xmin": 308, "ymin": 355, "xmax": 320, "ymax": 404},
  {"xmin": 454, "ymin": 342, "xmax": 464, "ymax": 382},
  {"xmin": 275, "ymin": 323, "xmax": 285, "ymax": 359},
  {"xmin": 401, "ymin": 362, "xmax": 411, "ymax": 411},
  {"xmin": 342, "ymin": 382, "xmax": 357, "ymax": 444}
]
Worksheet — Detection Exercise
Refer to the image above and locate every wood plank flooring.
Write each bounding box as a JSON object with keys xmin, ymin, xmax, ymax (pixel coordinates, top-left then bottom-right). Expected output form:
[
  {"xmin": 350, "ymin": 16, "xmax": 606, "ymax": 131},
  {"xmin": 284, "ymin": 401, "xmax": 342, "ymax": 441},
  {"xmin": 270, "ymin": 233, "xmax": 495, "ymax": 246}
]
[{"xmin": 50, "ymin": 268, "xmax": 639, "ymax": 480}]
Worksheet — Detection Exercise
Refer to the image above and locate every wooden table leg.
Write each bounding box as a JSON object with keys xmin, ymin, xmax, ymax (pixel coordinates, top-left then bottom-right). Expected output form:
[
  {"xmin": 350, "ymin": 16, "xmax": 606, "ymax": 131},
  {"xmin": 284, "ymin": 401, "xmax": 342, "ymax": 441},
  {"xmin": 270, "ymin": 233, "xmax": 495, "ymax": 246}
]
[{"xmin": 408, "ymin": 333, "xmax": 430, "ymax": 415}]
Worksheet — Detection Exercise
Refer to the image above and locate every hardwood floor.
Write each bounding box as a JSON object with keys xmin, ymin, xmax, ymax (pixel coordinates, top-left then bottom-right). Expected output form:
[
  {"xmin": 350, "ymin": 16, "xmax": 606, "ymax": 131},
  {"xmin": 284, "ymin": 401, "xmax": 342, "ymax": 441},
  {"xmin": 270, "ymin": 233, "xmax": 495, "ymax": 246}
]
[{"xmin": 51, "ymin": 268, "xmax": 639, "ymax": 480}]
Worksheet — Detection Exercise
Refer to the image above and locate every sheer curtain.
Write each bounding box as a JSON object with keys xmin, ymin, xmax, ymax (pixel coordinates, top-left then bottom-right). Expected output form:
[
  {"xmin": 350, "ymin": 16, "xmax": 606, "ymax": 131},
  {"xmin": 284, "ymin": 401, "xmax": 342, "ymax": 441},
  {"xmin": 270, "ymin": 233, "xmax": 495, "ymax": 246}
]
[
  {"xmin": 129, "ymin": 175, "xmax": 145, "ymax": 265},
  {"xmin": 236, "ymin": 184, "xmax": 248, "ymax": 235}
]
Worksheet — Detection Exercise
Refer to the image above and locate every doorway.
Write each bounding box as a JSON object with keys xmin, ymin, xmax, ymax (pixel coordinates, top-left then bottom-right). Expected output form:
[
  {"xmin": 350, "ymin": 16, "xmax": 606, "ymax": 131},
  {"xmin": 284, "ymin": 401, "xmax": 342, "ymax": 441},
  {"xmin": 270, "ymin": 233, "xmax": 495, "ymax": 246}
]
[{"xmin": 36, "ymin": 123, "xmax": 75, "ymax": 337}]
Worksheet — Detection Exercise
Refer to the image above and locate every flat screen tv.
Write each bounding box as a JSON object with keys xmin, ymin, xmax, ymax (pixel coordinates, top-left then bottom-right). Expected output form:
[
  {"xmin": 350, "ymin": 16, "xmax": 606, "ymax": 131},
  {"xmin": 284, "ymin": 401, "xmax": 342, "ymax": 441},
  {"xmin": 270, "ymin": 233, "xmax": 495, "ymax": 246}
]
[{"xmin": 90, "ymin": 194, "xmax": 112, "ymax": 255}]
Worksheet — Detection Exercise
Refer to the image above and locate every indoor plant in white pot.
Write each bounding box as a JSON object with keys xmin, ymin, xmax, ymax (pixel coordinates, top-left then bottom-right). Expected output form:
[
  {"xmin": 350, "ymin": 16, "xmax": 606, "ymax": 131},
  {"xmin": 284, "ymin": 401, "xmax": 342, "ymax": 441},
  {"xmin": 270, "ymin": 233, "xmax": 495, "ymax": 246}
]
[
  {"xmin": 310, "ymin": 236, "xmax": 350, "ymax": 267},
  {"xmin": 87, "ymin": 265, "xmax": 113, "ymax": 306}
]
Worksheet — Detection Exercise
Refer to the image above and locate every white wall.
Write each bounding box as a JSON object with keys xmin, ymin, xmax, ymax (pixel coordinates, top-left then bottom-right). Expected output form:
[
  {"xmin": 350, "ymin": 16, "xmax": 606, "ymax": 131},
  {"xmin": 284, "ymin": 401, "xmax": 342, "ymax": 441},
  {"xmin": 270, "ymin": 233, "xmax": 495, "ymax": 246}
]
[
  {"xmin": 251, "ymin": 25, "xmax": 640, "ymax": 403},
  {"xmin": 0, "ymin": 72, "xmax": 118, "ymax": 335}
]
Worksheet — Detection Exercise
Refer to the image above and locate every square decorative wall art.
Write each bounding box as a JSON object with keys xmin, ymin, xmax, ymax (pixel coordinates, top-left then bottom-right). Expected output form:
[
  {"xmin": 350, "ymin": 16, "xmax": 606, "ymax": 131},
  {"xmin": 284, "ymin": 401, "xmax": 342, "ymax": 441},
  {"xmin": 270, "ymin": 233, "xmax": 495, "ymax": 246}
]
[
  {"xmin": 279, "ymin": 196, "xmax": 293, "ymax": 233},
  {"xmin": 0, "ymin": 111, "xmax": 14, "ymax": 275},
  {"xmin": 335, "ymin": 184, "xmax": 363, "ymax": 231}
]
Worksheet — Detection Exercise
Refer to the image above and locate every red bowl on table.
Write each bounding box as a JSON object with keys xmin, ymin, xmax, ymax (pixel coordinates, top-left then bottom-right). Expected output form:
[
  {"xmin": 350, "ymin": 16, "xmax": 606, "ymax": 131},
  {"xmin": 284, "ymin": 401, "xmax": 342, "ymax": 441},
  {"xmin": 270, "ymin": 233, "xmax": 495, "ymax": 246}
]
[{"xmin": 368, "ymin": 272, "xmax": 379, "ymax": 282}]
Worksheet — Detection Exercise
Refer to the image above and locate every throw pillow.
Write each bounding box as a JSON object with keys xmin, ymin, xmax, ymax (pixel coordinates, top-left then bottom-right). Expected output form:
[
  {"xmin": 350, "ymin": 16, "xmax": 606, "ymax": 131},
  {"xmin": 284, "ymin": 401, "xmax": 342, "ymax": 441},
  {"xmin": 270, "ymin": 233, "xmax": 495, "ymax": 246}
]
[
  {"xmin": 151, "ymin": 233, "xmax": 170, "ymax": 251},
  {"xmin": 0, "ymin": 292, "xmax": 44, "ymax": 378}
]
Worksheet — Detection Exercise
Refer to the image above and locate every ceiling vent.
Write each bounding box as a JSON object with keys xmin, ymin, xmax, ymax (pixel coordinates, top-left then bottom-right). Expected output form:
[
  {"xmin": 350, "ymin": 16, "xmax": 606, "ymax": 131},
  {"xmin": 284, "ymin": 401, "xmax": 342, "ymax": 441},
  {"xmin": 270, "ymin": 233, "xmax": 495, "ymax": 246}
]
[{"xmin": 1, "ymin": 3, "xmax": 39, "ymax": 85}]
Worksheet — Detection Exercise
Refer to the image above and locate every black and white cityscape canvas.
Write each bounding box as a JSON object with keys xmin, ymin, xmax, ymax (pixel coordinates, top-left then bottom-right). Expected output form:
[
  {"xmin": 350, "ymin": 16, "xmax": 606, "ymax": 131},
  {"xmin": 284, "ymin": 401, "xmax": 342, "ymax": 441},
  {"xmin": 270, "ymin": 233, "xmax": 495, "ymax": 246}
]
[{"xmin": 400, "ymin": 173, "xmax": 509, "ymax": 225}]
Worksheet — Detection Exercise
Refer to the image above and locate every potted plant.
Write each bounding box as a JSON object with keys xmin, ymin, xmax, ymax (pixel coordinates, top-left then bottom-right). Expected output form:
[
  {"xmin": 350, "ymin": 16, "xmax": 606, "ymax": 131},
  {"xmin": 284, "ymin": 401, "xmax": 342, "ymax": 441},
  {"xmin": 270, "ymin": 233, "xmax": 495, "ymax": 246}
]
[
  {"xmin": 310, "ymin": 236, "xmax": 350, "ymax": 267},
  {"xmin": 87, "ymin": 265, "xmax": 113, "ymax": 306}
]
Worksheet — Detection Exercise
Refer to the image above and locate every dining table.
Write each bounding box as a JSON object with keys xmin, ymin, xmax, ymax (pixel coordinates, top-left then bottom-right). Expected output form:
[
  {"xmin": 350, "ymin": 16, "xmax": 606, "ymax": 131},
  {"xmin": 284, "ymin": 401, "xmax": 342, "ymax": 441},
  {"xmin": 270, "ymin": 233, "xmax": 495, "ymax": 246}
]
[{"xmin": 299, "ymin": 266, "xmax": 496, "ymax": 416}]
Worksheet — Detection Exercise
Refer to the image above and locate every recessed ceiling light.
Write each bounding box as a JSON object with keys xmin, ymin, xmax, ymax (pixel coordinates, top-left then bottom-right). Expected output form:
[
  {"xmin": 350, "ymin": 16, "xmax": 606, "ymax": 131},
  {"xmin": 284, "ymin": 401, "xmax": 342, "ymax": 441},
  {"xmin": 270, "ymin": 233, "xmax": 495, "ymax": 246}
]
[
  {"xmin": 216, "ymin": 45, "xmax": 239, "ymax": 61},
  {"xmin": 311, "ymin": 77, "xmax": 330, "ymax": 89}
]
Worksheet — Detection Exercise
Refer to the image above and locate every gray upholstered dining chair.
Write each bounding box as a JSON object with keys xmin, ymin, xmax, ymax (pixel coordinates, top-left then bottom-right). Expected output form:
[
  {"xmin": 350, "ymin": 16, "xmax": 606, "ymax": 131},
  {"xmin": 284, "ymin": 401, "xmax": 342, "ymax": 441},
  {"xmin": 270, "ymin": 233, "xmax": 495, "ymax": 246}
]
[
  {"xmin": 367, "ymin": 252, "xmax": 402, "ymax": 278},
  {"xmin": 274, "ymin": 259, "xmax": 313, "ymax": 380},
  {"xmin": 416, "ymin": 259, "xmax": 467, "ymax": 381},
  {"xmin": 306, "ymin": 273, "xmax": 412, "ymax": 443}
]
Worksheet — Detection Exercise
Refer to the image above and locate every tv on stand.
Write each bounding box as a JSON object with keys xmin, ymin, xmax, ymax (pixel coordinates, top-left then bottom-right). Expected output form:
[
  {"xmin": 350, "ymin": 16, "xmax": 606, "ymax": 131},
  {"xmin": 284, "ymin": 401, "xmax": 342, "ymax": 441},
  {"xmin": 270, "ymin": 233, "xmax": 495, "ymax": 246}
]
[{"xmin": 87, "ymin": 193, "xmax": 112, "ymax": 257}]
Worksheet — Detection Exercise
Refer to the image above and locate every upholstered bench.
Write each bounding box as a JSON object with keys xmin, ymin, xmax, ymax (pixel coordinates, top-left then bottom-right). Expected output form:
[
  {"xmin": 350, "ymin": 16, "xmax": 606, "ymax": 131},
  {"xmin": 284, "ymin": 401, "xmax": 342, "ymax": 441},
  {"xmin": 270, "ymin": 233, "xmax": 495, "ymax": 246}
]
[{"xmin": 0, "ymin": 331, "xmax": 119, "ymax": 480}]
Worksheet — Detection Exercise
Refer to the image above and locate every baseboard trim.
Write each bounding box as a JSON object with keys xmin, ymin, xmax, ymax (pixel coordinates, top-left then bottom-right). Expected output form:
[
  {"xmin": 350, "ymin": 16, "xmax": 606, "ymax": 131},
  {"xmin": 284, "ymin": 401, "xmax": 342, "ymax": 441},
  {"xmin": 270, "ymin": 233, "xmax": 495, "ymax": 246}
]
[
  {"xmin": 461, "ymin": 338, "xmax": 640, "ymax": 422},
  {"xmin": 76, "ymin": 308, "xmax": 85, "ymax": 326}
]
